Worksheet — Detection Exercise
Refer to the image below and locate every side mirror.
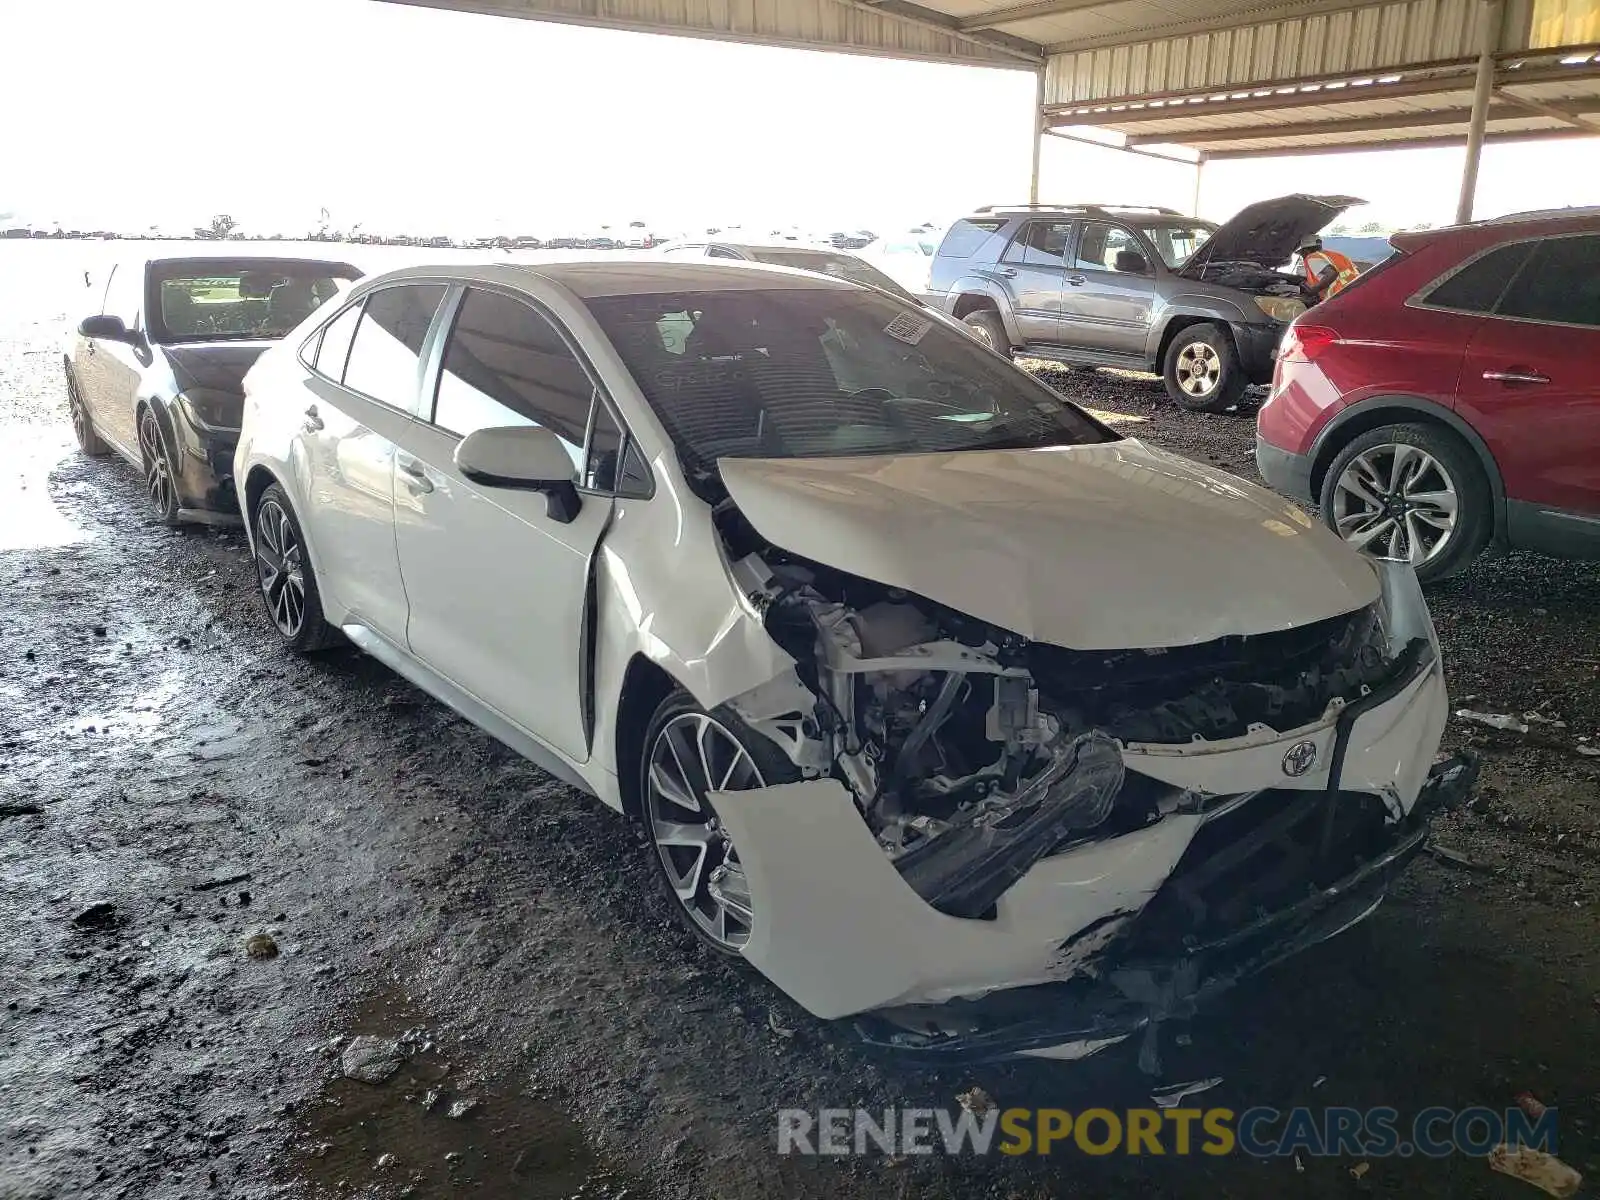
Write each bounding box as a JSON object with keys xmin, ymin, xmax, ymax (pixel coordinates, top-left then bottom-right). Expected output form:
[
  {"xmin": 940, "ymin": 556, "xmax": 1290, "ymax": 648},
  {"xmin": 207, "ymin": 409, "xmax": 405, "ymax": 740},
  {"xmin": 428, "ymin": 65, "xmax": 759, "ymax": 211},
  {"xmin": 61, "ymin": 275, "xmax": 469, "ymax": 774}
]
[
  {"xmin": 79, "ymin": 314, "xmax": 135, "ymax": 342},
  {"xmin": 1114, "ymin": 249, "xmax": 1151, "ymax": 275},
  {"xmin": 453, "ymin": 425, "xmax": 582, "ymax": 522}
]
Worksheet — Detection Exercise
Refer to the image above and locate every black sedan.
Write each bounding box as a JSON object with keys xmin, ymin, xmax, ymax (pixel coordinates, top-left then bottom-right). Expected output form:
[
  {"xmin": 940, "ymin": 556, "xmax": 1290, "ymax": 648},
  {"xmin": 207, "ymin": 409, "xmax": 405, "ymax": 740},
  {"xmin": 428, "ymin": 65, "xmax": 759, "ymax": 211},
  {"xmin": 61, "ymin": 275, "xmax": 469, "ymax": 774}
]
[{"xmin": 65, "ymin": 256, "xmax": 361, "ymax": 523}]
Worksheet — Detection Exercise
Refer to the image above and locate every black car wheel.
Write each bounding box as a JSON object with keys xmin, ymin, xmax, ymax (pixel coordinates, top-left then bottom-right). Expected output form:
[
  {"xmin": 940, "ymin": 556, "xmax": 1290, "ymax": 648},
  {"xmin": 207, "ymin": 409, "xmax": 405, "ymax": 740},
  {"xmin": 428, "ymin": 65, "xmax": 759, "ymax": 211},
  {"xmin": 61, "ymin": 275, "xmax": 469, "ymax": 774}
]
[
  {"xmin": 252, "ymin": 483, "xmax": 339, "ymax": 652},
  {"xmin": 1319, "ymin": 423, "xmax": 1491, "ymax": 582},
  {"xmin": 138, "ymin": 407, "xmax": 181, "ymax": 525},
  {"xmin": 1162, "ymin": 324, "xmax": 1248, "ymax": 413},
  {"xmin": 65, "ymin": 363, "xmax": 110, "ymax": 456},
  {"xmin": 962, "ymin": 309, "xmax": 1010, "ymax": 356},
  {"xmin": 640, "ymin": 689, "xmax": 798, "ymax": 957}
]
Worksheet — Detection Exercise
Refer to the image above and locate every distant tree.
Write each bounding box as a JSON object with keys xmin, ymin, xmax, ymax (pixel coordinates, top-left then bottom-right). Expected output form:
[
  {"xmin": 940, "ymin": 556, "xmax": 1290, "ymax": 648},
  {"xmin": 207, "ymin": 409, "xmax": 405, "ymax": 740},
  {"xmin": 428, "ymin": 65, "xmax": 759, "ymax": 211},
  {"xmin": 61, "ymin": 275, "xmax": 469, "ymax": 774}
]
[
  {"xmin": 209, "ymin": 213, "xmax": 238, "ymax": 239},
  {"xmin": 1358, "ymin": 220, "xmax": 1383, "ymax": 234},
  {"xmin": 1410, "ymin": 222, "xmax": 1435, "ymax": 231},
  {"xmin": 628, "ymin": 219, "xmax": 646, "ymax": 228},
  {"xmin": 1328, "ymin": 223, "xmax": 1351, "ymax": 236}
]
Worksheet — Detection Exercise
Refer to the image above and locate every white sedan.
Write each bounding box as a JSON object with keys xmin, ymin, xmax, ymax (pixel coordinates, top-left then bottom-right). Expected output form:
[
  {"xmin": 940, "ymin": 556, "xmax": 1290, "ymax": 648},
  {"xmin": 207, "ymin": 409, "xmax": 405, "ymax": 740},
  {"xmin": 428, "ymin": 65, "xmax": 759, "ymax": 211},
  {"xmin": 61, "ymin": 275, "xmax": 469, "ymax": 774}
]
[{"xmin": 235, "ymin": 260, "xmax": 1471, "ymax": 1062}]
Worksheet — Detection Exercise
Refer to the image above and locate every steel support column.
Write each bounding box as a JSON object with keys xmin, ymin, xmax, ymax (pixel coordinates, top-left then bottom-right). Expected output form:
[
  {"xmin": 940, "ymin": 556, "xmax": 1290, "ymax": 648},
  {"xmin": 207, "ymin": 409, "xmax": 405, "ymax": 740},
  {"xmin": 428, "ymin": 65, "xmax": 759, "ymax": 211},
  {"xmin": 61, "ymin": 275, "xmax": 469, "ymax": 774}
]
[
  {"xmin": 1456, "ymin": 0, "xmax": 1504, "ymax": 224},
  {"xmin": 1029, "ymin": 67, "xmax": 1046, "ymax": 203}
]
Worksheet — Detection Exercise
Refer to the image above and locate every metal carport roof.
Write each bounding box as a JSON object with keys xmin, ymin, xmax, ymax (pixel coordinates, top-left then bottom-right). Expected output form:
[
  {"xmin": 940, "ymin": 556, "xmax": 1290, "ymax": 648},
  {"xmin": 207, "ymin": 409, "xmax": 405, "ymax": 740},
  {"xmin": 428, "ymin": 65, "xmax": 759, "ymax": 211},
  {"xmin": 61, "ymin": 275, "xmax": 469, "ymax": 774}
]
[{"xmin": 383, "ymin": 0, "xmax": 1600, "ymax": 219}]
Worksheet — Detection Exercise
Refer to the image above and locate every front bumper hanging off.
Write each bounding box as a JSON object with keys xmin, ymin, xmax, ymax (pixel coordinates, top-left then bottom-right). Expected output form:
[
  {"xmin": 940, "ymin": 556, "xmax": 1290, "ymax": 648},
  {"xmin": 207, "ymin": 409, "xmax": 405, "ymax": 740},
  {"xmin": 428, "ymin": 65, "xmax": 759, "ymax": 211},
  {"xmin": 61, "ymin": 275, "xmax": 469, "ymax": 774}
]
[{"xmin": 852, "ymin": 752, "xmax": 1478, "ymax": 1066}]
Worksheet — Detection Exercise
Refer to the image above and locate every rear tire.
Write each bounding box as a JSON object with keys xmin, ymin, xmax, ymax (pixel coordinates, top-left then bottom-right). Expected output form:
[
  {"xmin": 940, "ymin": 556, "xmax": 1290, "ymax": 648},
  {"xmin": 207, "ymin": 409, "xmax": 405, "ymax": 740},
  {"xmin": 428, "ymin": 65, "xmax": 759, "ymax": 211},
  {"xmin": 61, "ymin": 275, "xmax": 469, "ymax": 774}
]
[
  {"xmin": 962, "ymin": 308, "xmax": 1011, "ymax": 356},
  {"xmin": 639, "ymin": 689, "xmax": 799, "ymax": 958},
  {"xmin": 1162, "ymin": 323, "xmax": 1247, "ymax": 413},
  {"xmin": 251, "ymin": 483, "xmax": 340, "ymax": 652},
  {"xmin": 66, "ymin": 364, "xmax": 110, "ymax": 456},
  {"xmin": 1318, "ymin": 422, "xmax": 1491, "ymax": 582}
]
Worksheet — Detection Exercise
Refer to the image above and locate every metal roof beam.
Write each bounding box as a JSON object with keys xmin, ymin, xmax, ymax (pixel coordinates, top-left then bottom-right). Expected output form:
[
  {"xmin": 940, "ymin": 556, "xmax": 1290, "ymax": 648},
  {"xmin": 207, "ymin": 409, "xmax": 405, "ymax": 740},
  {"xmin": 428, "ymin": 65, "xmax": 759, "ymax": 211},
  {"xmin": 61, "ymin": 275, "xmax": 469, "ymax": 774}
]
[
  {"xmin": 960, "ymin": 0, "xmax": 1117, "ymax": 32},
  {"xmin": 1049, "ymin": 71, "xmax": 1480, "ymax": 125},
  {"xmin": 1124, "ymin": 106, "xmax": 1513, "ymax": 145},
  {"xmin": 1204, "ymin": 126, "xmax": 1596, "ymax": 159},
  {"xmin": 1493, "ymin": 86, "xmax": 1600, "ymax": 132}
]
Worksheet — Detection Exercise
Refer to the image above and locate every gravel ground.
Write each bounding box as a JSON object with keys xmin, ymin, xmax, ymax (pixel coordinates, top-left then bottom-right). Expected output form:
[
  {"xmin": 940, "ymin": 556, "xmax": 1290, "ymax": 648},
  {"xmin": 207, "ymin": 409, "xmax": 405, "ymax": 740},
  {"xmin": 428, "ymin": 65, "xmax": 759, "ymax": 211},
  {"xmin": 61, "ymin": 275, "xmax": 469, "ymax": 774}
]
[{"xmin": 2, "ymin": 281, "xmax": 1598, "ymax": 1200}]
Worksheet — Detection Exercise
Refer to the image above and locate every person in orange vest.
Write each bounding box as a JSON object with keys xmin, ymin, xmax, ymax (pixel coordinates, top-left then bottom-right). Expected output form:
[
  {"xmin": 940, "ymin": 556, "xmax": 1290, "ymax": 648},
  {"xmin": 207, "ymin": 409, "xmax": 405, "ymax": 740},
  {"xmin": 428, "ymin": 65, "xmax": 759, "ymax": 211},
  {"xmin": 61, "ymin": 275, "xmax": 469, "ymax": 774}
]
[{"xmin": 1298, "ymin": 236, "xmax": 1361, "ymax": 301}]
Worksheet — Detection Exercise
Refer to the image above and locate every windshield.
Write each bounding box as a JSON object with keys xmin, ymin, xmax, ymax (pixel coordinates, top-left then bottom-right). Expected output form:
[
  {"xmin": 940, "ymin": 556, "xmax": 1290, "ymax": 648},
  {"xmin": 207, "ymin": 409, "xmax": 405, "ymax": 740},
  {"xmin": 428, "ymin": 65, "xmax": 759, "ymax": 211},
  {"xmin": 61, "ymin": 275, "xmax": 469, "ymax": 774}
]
[
  {"xmin": 1141, "ymin": 223, "xmax": 1216, "ymax": 269},
  {"xmin": 586, "ymin": 287, "xmax": 1115, "ymax": 481},
  {"xmin": 150, "ymin": 261, "xmax": 359, "ymax": 343},
  {"xmin": 742, "ymin": 250, "xmax": 914, "ymax": 300}
]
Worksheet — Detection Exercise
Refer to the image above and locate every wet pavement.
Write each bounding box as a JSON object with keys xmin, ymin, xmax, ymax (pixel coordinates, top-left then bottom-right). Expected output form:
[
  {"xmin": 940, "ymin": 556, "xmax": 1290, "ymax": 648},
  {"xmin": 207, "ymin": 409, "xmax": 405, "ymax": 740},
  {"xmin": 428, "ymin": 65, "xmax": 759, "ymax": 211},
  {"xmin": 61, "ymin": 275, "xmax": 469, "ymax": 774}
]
[{"xmin": 3, "ymin": 255, "xmax": 1600, "ymax": 1199}]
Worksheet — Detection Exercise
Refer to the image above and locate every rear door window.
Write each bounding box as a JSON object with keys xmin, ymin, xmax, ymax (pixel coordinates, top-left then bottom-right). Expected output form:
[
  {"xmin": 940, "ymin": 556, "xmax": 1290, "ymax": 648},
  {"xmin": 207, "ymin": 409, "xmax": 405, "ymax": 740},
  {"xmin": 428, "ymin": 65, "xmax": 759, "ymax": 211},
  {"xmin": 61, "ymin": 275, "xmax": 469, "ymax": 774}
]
[
  {"xmin": 313, "ymin": 302, "xmax": 364, "ymax": 383},
  {"xmin": 342, "ymin": 284, "xmax": 447, "ymax": 408},
  {"xmin": 1422, "ymin": 242, "xmax": 1535, "ymax": 313},
  {"xmin": 1003, "ymin": 221, "xmax": 1072, "ymax": 267},
  {"xmin": 1494, "ymin": 234, "xmax": 1600, "ymax": 328}
]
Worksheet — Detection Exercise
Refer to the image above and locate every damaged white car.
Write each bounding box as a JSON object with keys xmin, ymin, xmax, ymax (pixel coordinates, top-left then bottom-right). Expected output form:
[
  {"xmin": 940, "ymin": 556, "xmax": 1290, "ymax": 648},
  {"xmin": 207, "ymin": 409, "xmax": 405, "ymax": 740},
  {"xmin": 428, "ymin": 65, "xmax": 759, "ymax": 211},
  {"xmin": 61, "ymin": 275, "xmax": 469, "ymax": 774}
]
[{"xmin": 235, "ymin": 260, "xmax": 1474, "ymax": 1065}]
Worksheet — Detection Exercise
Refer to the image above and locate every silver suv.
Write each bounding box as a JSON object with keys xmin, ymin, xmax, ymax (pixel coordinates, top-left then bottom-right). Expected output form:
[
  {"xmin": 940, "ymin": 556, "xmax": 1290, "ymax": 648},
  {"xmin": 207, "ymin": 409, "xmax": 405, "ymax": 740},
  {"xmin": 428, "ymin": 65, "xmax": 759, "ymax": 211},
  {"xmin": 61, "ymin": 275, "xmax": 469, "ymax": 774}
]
[{"xmin": 926, "ymin": 196, "xmax": 1359, "ymax": 412}]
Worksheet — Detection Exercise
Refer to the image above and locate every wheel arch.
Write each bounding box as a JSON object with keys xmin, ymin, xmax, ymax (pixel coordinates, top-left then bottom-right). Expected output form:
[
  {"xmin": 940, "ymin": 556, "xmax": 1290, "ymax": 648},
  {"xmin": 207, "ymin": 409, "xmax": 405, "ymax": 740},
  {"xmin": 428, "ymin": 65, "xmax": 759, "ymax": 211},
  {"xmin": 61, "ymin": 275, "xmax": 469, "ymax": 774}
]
[
  {"xmin": 613, "ymin": 654, "xmax": 681, "ymax": 821},
  {"xmin": 1308, "ymin": 396, "xmax": 1507, "ymax": 540},
  {"xmin": 948, "ymin": 282, "xmax": 1021, "ymax": 345},
  {"xmin": 1154, "ymin": 313, "xmax": 1236, "ymax": 371},
  {"xmin": 241, "ymin": 463, "xmax": 282, "ymax": 527}
]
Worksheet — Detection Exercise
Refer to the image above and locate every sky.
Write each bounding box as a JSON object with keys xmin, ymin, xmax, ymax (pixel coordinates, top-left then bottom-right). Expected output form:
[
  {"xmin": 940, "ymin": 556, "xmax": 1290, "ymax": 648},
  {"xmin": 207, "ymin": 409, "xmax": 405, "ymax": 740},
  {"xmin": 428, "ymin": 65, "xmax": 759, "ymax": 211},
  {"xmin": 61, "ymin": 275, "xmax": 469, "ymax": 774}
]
[{"xmin": 3, "ymin": 0, "xmax": 1598, "ymax": 237}]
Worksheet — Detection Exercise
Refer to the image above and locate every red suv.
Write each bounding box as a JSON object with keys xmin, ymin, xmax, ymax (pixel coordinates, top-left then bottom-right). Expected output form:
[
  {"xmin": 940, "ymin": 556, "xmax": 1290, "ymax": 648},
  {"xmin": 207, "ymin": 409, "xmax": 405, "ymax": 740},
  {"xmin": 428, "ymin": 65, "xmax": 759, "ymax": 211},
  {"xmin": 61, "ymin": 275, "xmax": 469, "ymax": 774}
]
[{"xmin": 1255, "ymin": 209, "xmax": 1600, "ymax": 581}]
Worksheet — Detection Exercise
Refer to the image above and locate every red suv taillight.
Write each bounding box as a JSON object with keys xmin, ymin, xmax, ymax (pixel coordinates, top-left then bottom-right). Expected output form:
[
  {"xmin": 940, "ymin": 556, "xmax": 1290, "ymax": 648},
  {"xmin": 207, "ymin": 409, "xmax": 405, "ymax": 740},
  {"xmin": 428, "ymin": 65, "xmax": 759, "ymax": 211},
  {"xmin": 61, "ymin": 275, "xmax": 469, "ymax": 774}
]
[{"xmin": 1278, "ymin": 324, "xmax": 1340, "ymax": 364}]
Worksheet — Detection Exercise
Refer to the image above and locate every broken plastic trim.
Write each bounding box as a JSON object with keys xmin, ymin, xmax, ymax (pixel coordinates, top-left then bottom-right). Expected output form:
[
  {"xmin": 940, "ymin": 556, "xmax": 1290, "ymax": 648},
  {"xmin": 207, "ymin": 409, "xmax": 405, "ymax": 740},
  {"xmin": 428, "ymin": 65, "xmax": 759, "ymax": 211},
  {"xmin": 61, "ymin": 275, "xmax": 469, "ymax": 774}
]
[
  {"xmin": 852, "ymin": 751, "xmax": 1478, "ymax": 1065},
  {"xmin": 893, "ymin": 732, "xmax": 1125, "ymax": 919}
]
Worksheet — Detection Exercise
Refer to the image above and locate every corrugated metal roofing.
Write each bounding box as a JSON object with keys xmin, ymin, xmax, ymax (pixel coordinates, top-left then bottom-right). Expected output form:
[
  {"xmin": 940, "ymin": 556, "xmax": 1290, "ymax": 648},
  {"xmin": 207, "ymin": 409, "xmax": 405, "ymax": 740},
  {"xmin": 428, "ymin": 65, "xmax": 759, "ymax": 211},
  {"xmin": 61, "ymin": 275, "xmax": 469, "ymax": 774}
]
[{"xmin": 385, "ymin": 0, "xmax": 1600, "ymax": 159}]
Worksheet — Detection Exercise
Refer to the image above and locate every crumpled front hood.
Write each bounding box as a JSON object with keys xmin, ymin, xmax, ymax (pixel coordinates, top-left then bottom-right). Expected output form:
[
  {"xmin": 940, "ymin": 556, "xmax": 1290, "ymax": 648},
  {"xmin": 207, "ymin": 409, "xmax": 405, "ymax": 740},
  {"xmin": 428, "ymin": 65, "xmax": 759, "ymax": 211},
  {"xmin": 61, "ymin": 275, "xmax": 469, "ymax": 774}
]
[
  {"xmin": 719, "ymin": 441, "xmax": 1380, "ymax": 650},
  {"xmin": 1182, "ymin": 193, "xmax": 1364, "ymax": 273}
]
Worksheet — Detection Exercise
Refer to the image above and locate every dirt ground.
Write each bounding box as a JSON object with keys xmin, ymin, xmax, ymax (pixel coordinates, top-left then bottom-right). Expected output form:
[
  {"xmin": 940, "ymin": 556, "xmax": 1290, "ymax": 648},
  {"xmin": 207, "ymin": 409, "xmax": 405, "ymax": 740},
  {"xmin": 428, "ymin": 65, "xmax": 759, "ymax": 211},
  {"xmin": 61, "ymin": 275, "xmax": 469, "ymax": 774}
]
[{"xmin": 3, "ymin": 300, "xmax": 1599, "ymax": 1200}]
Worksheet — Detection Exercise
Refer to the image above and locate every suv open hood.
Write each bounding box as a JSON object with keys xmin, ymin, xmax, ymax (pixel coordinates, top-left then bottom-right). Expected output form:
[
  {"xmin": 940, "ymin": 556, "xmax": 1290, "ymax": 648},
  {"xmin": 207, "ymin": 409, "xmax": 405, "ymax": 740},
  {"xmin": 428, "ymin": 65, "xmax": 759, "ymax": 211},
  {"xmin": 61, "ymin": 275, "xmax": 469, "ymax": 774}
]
[
  {"xmin": 718, "ymin": 441, "xmax": 1380, "ymax": 651},
  {"xmin": 1180, "ymin": 194, "xmax": 1364, "ymax": 274}
]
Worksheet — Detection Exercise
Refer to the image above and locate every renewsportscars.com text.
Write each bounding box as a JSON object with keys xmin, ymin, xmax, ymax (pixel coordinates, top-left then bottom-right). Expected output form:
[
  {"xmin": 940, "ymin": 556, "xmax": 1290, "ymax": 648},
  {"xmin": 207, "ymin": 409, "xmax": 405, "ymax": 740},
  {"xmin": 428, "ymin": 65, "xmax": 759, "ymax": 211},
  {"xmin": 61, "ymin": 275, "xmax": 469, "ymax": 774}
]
[{"xmin": 776, "ymin": 1105, "xmax": 1558, "ymax": 1158}]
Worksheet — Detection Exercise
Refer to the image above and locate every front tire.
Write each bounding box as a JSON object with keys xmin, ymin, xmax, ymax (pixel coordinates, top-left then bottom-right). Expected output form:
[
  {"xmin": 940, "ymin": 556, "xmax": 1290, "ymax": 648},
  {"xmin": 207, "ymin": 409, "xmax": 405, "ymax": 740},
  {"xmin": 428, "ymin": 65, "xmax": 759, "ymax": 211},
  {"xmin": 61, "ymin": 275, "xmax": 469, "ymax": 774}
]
[
  {"xmin": 138, "ymin": 406, "xmax": 181, "ymax": 525},
  {"xmin": 640, "ymin": 690, "xmax": 798, "ymax": 957},
  {"xmin": 1319, "ymin": 423, "xmax": 1491, "ymax": 582},
  {"xmin": 251, "ymin": 483, "xmax": 340, "ymax": 651},
  {"xmin": 962, "ymin": 308, "xmax": 1010, "ymax": 356},
  {"xmin": 1162, "ymin": 324, "xmax": 1247, "ymax": 413},
  {"xmin": 66, "ymin": 363, "xmax": 110, "ymax": 456}
]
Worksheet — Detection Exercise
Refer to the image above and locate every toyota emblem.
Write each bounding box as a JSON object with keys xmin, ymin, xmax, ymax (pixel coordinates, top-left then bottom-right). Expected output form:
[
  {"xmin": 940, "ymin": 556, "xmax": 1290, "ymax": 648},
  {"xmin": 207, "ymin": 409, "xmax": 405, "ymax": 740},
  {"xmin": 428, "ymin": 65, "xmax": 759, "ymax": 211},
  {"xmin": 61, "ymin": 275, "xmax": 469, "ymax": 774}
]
[{"xmin": 1282, "ymin": 740, "xmax": 1318, "ymax": 777}]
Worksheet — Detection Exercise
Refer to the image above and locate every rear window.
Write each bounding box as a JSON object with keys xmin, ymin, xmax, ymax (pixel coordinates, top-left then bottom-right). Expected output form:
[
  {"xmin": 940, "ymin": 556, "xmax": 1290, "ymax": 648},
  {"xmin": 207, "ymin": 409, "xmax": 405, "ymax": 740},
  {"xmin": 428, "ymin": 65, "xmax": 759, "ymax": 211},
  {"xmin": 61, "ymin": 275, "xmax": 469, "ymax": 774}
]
[
  {"xmin": 935, "ymin": 219, "xmax": 1005, "ymax": 259},
  {"xmin": 1421, "ymin": 242, "xmax": 1535, "ymax": 313},
  {"xmin": 149, "ymin": 261, "xmax": 359, "ymax": 343},
  {"xmin": 744, "ymin": 250, "xmax": 913, "ymax": 300}
]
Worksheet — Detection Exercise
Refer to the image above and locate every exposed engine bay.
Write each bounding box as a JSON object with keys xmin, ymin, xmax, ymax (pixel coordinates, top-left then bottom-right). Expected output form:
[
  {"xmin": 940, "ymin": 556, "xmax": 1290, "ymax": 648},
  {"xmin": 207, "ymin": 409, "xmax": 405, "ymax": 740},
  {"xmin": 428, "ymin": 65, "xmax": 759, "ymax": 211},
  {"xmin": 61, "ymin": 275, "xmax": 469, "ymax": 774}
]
[
  {"xmin": 1178, "ymin": 259, "xmax": 1313, "ymax": 301},
  {"xmin": 717, "ymin": 502, "xmax": 1418, "ymax": 928}
]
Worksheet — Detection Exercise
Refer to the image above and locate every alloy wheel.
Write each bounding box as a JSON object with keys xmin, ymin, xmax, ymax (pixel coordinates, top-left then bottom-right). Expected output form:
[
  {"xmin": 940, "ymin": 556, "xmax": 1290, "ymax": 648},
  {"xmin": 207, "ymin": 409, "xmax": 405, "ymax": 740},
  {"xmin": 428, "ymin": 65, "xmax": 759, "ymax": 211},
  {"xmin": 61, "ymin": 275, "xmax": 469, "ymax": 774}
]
[
  {"xmin": 646, "ymin": 711, "xmax": 766, "ymax": 952},
  {"xmin": 1174, "ymin": 341, "xmax": 1221, "ymax": 398},
  {"xmin": 67, "ymin": 377, "xmax": 88, "ymax": 446},
  {"xmin": 254, "ymin": 499, "xmax": 308, "ymax": 637},
  {"xmin": 1331, "ymin": 443, "xmax": 1459, "ymax": 567},
  {"xmin": 138, "ymin": 410, "xmax": 173, "ymax": 516}
]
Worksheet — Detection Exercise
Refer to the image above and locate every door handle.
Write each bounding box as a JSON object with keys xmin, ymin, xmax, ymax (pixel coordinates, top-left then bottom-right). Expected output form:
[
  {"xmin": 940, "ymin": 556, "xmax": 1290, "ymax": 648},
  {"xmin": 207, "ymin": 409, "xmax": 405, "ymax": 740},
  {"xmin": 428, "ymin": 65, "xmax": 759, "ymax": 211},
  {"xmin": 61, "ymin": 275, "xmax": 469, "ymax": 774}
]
[
  {"xmin": 1066, "ymin": 274, "xmax": 1087, "ymax": 287},
  {"xmin": 1482, "ymin": 369, "xmax": 1550, "ymax": 385},
  {"xmin": 396, "ymin": 453, "xmax": 434, "ymax": 495},
  {"xmin": 302, "ymin": 404, "xmax": 325, "ymax": 432},
  {"xmin": 995, "ymin": 267, "xmax": 1018, "ymax": 278}
]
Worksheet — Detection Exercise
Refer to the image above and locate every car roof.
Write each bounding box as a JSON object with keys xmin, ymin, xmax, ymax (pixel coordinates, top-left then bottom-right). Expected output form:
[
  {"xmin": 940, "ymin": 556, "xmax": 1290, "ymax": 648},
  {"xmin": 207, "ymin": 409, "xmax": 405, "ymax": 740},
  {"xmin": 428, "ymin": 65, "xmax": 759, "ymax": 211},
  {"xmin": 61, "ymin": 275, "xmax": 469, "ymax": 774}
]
[
  {"xmin": 964, "ymin": 204, "xmax": 1202, "ymax": 224},
  {"xmin": 365, "ymin": 258, "xmax": 857, "ymax": 299},
  {"xmin": 716, "ymin": 242, "xmax": 846, "ymax": 256},
  {"xmin": 137, "ymin": 254, "xmax": 362, "ymax": 273}
]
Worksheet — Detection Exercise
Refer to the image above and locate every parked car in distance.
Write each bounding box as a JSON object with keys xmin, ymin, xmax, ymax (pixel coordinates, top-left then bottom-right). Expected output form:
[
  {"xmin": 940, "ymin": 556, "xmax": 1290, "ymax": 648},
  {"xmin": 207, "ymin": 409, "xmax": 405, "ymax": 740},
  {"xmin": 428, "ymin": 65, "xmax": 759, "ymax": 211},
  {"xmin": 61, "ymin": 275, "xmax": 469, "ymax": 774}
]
[
  {"xmin": 927, "ymin": 196, "xmax": 1359, "ymax": 412},
  {"xmin": 1256, "ymin": 207, "xmax": 1600, "ymax": 581},
  {"xmin": 658, "ymin": 239, "xmax": 922, "ymax": 302},
  {"xmin": 65, "ymin": 256, "xmax": 362, "ymax": 523},
  {"xmin": 860, "ymin": 227, "xmax": 943, "ymax": 298},
  {"xmin": 234, "ymin": 258, "xmax": 1468, "ymax": 1062}
]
